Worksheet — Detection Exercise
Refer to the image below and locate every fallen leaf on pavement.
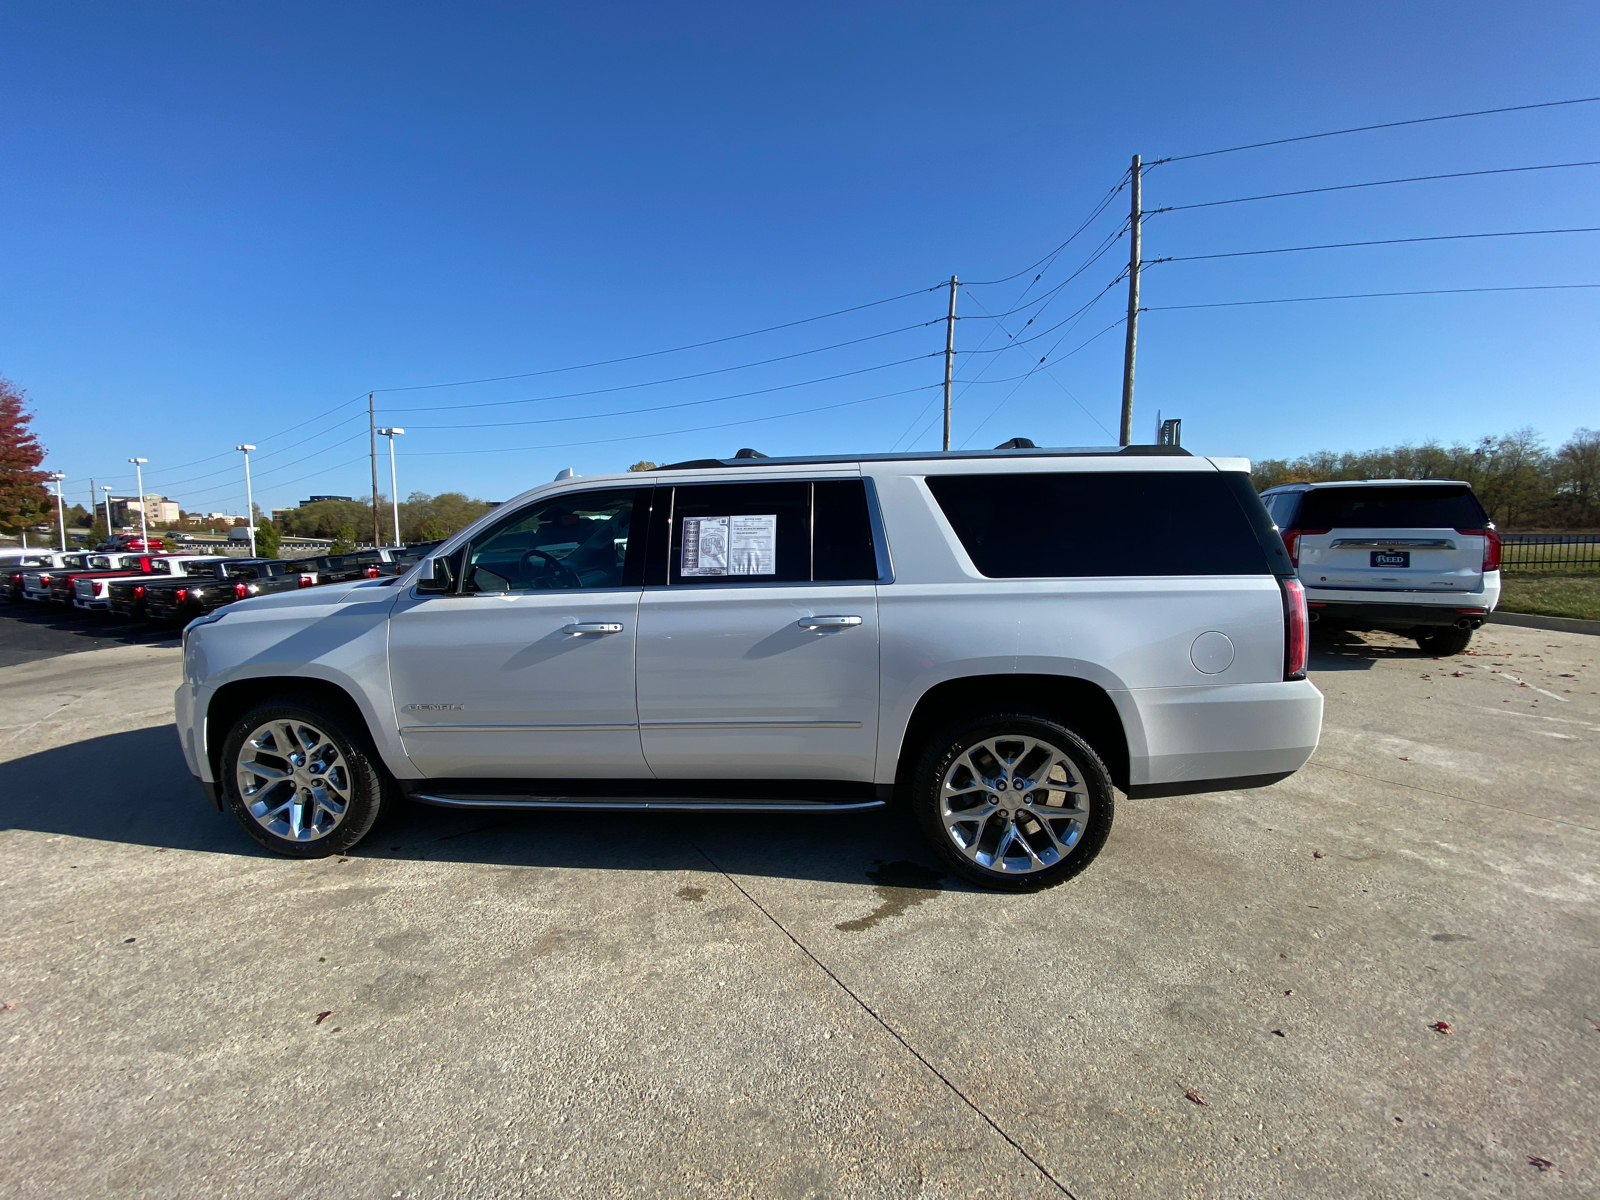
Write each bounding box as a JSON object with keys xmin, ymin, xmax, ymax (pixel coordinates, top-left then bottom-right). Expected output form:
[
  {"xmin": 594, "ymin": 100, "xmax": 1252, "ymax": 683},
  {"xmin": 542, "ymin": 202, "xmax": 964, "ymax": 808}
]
[
  {"xmin": 315, "ymin": 1011, "xmax": 334, "ymax": 1025},
  {"xmin": 123, "ymin": 937, "xmax": 136, "ymax": 944},
  {"xmin": 1587, "ymin": 1016, "xmax": 1600, "ymax": 1032},
  {"xmin": 1528, "ymin": 1157, "xmax": 1554, "ymax": 1171},
  {"xmin": 1184, "ymin": 1088, "xmax": 1208, "ymax": 1106},
  {"xmin": 0, "ymin": 1001, "xmax": 15, "ymax": 1012},
  {"xmin": 1428, "ymin": 1021, "xmax": 1452, "ymax": 1034},
  {"xmin": 1271, "ymin": 1029, "xmax": 1286, "ymax": 1038},
  {"xmin": 1284, "ymin": 989, "xmax": 1294, "ymax": 996},
  {"xmin": 1313, "ymin": 851, "xmax": 1325, "ymax": 859},
  {"xmin": 1398, "ymin": 756, "xmax": 1410, "ymax": 761}
]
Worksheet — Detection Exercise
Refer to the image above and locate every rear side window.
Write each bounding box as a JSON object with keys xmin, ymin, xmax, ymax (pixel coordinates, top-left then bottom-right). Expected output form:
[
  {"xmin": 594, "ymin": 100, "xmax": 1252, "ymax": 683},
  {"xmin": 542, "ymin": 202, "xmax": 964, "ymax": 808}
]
[
  {"xmin": 1296, "ymin": 485, "xmax": 1487, "ymax": 529},
  {"xmin": 663, "ymin": 479, "xmax": 880, "ymax": 586},
  {"xmin": 927, "ymin": 471, "xmax": 1274, "ymax": 577}
]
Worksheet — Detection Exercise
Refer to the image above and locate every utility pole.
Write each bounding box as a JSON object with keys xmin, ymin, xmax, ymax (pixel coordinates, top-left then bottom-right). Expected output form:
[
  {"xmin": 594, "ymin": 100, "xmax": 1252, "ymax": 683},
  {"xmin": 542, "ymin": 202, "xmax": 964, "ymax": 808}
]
[
  {"xmin": 941, "ymin": 275, "xmax": 958, "ymax": 451},
  {"xmin": 89, "ymin": 477, "xmax": 96, "ymax": 539},
  {"xmin": 368, "ymin": 392, "xmax": 382, "ymax": 549},
  {"xmin": 1119, "ymin": 154, "xmax": 1142, "ymax": 446}
]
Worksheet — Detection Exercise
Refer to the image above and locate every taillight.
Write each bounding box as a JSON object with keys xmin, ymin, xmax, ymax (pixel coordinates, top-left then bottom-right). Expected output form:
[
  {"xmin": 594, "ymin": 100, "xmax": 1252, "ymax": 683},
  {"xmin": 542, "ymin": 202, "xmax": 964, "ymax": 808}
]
[
  {"xmin": 175, "ymin": 588, "xmax": 188, "ymax": 604},
  {"xmin": 95, "ymin": 581, "xmax": 107, "ymax": 596},
  {"xmin": 298, "ymin": 575, "xmax": 314, "ymax": 588},
  {"xmin": 134, "ymin": 585, "xmax": 146, "ymax": 600},
  {"xmin": 1454, "ymin": 527, "xmax": 1502, "ymax": 571},
  {"xmin": 364, "ymin": 566, "xmax": 381, "ymax": 579},
  {"xmin": 1282, "ymin": 577, "xmax": 1308, "ymax": 681},
  {"xmin": 39, "ymin": 574, "xmax": 52, "ymax": 585},
  {"xmin": 1279, "ymin": 529, "xmax": 1330, "ymax": 568},
  {"xmin": 234, "ymin": 582, "xmax": 249, "ymax": 599}
]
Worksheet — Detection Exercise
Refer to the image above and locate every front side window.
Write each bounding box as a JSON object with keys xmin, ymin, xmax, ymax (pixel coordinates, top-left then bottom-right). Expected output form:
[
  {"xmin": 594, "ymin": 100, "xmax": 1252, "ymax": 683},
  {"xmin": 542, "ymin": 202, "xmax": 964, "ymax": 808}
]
[{"xmin": 464, "ymin": 488, "xmax": 646, "ymax": 593}]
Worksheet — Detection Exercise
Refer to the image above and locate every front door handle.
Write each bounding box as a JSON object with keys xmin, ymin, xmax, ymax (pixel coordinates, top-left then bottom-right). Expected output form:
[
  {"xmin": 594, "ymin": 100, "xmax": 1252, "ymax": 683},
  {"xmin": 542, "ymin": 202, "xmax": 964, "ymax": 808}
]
[
  {"xmin": 797, "ymin": 615, "xmax": 863, "ymax": 629},
  {"xmin": 564, "ymin": 622, "xmax": 624, "ymax": 635}
]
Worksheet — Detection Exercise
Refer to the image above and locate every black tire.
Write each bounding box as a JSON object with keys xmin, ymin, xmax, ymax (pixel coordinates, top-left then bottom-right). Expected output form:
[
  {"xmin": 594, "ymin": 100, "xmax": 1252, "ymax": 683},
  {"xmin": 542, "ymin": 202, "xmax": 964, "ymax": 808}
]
[
  {"xmin": 910, "ymin": 711, "xmax": 1115, "ymax": 891},
  {"xmin": 1415, "ymin": 625, "xmax": 1474, "ymax": 656},
  {"xmin": 219, "ymin": 694, "xmax": 390, "ymax": 858}
]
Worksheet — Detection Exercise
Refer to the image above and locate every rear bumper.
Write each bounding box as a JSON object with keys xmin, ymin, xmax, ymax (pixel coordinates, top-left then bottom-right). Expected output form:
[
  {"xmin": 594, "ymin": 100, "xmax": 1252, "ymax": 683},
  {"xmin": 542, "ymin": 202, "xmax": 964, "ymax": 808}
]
[
  {"xmin": 1307, "ymin": 600, "xmax": 1489, "ymax": 630},
  {"xmin": 1117, "ymin": 679, "xmax": 1324, "ymax": 791}
]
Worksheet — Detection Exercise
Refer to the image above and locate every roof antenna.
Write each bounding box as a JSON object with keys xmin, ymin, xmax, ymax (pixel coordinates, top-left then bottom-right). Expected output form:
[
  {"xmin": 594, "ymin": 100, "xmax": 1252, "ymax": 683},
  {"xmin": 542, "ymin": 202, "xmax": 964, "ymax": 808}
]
[
  {"xmin": 553, "ymin": 467, "xmax": 576, "ymax": 481},
  {"xmin": 733, "ymin": 448, "xmax": 767, "ymax": 459},
  {"xmin": 993, "ymin": 437, "xmax": 1036, "ymax": 450}
]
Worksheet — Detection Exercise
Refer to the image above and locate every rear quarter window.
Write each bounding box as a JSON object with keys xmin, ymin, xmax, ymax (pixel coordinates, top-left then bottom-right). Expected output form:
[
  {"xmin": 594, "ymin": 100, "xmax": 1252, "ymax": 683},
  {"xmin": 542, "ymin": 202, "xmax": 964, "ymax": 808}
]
[
  {"xmin": 927, "ymin": 471, "xmax": 1279, "ymax": 577},
  {"xmin": 1296, "ymin": 485, "xmax": 1488, "ymax": 529}
]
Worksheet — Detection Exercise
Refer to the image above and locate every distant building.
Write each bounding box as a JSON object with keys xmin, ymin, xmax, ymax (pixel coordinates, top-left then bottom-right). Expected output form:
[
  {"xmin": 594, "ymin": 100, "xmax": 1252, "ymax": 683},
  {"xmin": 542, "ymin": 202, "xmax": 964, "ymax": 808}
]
[{"xmin": 300, "ymin": 495, "xmax": 355, "ymax": 507}]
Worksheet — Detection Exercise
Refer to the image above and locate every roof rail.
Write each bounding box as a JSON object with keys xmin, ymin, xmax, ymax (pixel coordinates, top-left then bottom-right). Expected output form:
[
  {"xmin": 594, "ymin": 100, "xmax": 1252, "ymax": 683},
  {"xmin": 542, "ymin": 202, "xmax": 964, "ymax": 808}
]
[{"xmin": 657, "ymin": 444, "xmax": 1190, "ymax": 471}]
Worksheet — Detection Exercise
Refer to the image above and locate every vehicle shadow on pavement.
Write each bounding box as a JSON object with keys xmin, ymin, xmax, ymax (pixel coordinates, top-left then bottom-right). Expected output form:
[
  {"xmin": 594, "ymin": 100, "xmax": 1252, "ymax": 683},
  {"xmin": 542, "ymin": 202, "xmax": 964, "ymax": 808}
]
[
  {"xmin": 0, "ymin": 724, "xmax": 959, "ymax": 891},
  {"xmin": 1309, "ymin": 628, "xmax": 1434, "ymax": 671}
]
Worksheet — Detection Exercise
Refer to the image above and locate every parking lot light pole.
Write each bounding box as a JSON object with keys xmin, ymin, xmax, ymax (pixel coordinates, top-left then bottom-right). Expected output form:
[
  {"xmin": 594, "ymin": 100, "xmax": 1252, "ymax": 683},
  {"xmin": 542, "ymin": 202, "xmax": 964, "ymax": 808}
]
[
  {"xmin": 101, "ymin": 485, "xmax": 113, "ymax": 542},
  {"xmin": 48, "ymin": 472, "xmax": 67, "ymax": 550},
  {"xmin": 377, "ymin": 428, "xmax": 404, "ymax": 546},
  {"xmin": 236, "ymin": 445, "xmax": 257, "ymax": 558},
  {"xmin": 128, "ymin": 458, "xmax": 149, "ymax": 547}
]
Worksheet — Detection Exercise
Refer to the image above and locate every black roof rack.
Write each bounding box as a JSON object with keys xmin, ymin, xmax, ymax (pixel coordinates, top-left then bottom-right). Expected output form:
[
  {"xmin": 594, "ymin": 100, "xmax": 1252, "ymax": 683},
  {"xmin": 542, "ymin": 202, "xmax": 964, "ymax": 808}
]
[{"xmin": 657, "ymin": 445, "xmax": 1190, "ymax": 471}]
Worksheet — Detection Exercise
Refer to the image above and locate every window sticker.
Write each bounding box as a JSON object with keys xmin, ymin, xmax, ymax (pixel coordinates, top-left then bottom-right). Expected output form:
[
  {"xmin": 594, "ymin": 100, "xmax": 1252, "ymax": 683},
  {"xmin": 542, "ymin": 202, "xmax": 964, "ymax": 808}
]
[
  {"xmin": 680, "ymin": 514, "xmax": 778, "ymax": 576},
  {"xmin": 681, "ymin": 516, "xmax": 729, "ymax": 576},
  {"xmin": 728, "ymin": 514, "xmax": 777, "ymax": 575}
]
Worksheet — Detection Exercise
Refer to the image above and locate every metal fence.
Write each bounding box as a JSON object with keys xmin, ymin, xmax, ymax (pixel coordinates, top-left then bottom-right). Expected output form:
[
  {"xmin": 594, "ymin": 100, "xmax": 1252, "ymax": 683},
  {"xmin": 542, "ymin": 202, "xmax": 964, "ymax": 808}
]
[{"xmin": 1500, "ymin": 533, "xmax": 1600, "ymax": 570}]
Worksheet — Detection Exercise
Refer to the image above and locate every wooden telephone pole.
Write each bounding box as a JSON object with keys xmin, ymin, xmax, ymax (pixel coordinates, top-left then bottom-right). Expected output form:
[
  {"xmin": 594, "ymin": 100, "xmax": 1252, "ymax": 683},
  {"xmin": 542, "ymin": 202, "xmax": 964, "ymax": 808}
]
[
  {"xmin": 941, "ymin": 276, "xmax": 958, "ymax": 450},
  {"xmin": 1119, "ymin": 155, "xmax": 1142, "ymax": 446},
  {"xmin": 368, "ymin": 392, "xmax": 382, "ymax": 549}
]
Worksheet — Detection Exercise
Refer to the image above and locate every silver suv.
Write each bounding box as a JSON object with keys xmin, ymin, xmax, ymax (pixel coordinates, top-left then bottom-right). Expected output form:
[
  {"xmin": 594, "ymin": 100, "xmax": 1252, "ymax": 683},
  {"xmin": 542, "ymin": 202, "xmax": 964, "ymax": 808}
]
[
  {"xmin": 1259, "ymin": 479, "xmax": 1501, "ymax": 656},
  {"xmin": 175, "ymin": 446, "xmax": 1323, "ymax": 890}
]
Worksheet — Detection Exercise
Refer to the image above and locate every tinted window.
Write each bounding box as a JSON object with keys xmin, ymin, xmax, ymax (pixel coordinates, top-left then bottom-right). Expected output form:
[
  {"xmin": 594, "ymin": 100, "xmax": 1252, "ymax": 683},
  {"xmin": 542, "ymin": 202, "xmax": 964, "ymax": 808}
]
[
  {"xmin": 465, "ymin": 488, "xmax": 646, "ymax": 592},
  {"xmin": 927, "ymin": 471, "xmax": 1273, "ymax": 577},
  {"xmin": 813, "ymin": 480, "xmax": 879, "ymax": 582},
  {"xmin": 1296, "ymin": 485, "xmax": 1487, "ymax": 530},
  {"xmin": 669, "ymin": 482, "xmax": 810, "ymax": 585}
]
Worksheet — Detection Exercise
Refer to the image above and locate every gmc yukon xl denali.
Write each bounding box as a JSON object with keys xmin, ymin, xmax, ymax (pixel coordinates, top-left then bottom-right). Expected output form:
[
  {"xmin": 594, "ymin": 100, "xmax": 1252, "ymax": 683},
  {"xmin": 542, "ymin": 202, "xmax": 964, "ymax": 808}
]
[{"xmin": 175, "ymin": 446, "xmax": 1323, "ymax": 889}]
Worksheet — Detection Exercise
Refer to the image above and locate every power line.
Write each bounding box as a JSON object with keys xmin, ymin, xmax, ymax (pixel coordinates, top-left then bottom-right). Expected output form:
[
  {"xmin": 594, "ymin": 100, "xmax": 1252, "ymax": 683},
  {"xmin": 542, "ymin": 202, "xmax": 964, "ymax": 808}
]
[
  {"xmin": 382, "ymin": 323, "xmax": 936, "ymax": 415},
  {"xmin": 371, "ymin": 286, "xmax": 942, "ymax": 394},
  {"xmin": 1144, "ymin": 282, "xmax": 1600, "ymax": 311},
  {"xmin": 960, "ymin": 271, "xmax": 1129, "ymax": 354},
  {"xmin": 401, "ymin": 355, "xmax": 937, "ymax": 431},
  {"xmin": 963, "ymin": 170, "xmax": 1130, "ymax": 286},
  {"xmin": 398, "ymin": 383, "xmax": 943, "ymax": 457},
  {"xmin": 1151, "ymin": 95, "xmax": 1600, "ymax": 165},
  {"xmin": 1149, "ymin": 226, "xmax": 1600, "ymax": 265},
  {"xmin": 1150, "ymin": 160, "xmax": 1600, "ymax": 214}
]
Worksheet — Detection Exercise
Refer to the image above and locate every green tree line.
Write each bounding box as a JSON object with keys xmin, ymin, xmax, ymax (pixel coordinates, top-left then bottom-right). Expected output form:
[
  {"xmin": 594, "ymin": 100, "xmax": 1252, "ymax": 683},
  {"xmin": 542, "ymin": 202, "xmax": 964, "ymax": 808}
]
[
  {"xmin": 275, "ymin": 492, "xmax": 500, "ymax": 544},
  {"xmin": 1252, "ymin": 427, "xmax": 1600, "ymax": 530}
]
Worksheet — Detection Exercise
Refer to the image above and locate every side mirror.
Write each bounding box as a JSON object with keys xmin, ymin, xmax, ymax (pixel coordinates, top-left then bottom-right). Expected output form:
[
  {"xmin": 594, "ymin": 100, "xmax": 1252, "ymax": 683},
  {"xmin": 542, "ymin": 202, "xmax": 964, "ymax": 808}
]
[{"xmin": 415, "ymin": 554, "xmax": 457, "ymax": 594}]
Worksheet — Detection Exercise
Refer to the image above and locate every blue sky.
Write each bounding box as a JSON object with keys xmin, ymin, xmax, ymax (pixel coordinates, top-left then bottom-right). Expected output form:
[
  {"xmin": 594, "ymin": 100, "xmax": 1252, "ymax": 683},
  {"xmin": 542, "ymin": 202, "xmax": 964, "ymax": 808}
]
[{"xmin": 3, "ymin": 2, "xmax": 1597, "ymax": 514}]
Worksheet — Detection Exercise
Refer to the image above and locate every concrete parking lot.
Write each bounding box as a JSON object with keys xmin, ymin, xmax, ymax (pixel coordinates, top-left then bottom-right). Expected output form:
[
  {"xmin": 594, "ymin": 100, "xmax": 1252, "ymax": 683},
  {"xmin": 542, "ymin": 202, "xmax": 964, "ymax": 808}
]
[{"xmin": 1, "ymin": 613, "xmax": 1595, "ymax": 1199}]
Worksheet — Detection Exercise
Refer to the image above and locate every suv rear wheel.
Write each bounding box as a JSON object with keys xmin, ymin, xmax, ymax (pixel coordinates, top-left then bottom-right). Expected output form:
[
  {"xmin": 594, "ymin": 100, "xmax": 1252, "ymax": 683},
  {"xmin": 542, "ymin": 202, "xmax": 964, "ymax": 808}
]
[
  {"xmin": 911, "ymin": 712, "xmax": 1114, "ymax": 891},
  {"xmin": 219, "ymin": 695, "xmax": 389, "ymax": 858},
  {"xmin": 1415, "ymin": 625, "xmax": 1474, "ymax": 656}
]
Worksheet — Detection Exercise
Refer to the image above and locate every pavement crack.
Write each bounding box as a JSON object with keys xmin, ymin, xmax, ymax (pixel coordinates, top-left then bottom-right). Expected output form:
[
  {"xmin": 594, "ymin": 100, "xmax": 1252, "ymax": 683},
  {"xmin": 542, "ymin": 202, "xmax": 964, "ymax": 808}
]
[{"xmin": 691, "ymin": 839, "xmax": 1077, "ymax": 1199}]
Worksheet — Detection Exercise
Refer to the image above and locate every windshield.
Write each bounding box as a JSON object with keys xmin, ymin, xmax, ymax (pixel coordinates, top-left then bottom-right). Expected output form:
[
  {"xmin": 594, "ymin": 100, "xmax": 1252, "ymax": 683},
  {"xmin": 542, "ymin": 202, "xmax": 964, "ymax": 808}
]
[{"xmin": 1297, "ymin": 485, "xmax": 1488, "ymax": 530}]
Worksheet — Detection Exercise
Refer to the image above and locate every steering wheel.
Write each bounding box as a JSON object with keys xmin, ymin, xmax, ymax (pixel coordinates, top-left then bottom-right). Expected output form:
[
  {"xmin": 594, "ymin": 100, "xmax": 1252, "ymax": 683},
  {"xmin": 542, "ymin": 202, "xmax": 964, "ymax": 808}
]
[{"xmin": 518, "ymin": 548, "xmax": 583, "ymax": 589}]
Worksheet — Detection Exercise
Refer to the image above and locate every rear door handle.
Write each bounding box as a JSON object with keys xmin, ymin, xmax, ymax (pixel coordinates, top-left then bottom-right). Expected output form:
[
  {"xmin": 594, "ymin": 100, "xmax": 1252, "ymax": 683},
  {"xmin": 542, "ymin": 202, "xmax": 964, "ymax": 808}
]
[
  {"xmin": 563, "ymin": 622, "xmax": 624, "ymax": 635},
  {"xmin": 797, "ymin": 615, "xmax": 863, "ymax": 629}
]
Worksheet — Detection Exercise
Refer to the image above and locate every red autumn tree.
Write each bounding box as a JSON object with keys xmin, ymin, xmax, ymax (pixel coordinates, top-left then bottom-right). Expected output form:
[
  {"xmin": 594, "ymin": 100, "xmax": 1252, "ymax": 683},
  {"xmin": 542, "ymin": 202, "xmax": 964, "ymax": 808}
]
[{"xmin": 0, "ymin": 375, "xmax": 49, "ymax": 535}]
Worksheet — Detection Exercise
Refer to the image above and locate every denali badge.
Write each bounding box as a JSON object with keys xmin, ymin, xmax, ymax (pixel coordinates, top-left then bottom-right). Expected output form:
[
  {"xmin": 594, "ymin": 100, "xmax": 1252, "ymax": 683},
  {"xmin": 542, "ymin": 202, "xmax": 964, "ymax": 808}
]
[{"xmin": 402, "ymin": 703, "xmax": 464, "ymax": 711}]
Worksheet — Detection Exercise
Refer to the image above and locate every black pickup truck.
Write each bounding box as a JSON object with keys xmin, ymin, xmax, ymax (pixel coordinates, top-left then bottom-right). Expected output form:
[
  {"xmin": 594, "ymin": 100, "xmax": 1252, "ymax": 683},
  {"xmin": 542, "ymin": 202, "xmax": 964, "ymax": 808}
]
[
  {"xmin": 139, "ymin": 558, "xmax": 319, "ymax": 624},
  {"xmin": 307, "ymin": 544, "xmax": 439, "ymax": 584}
]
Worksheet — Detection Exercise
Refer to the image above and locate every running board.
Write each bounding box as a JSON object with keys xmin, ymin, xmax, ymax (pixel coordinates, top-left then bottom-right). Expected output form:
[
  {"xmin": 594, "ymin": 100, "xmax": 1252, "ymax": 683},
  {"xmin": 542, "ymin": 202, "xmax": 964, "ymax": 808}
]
[
  {"xmin": 399, "ymin": 777, "xmax": 893, "ymax": 813},
  {"xmin": 410, "ymin": 793, "xmax": 885, "ymax": 813}
]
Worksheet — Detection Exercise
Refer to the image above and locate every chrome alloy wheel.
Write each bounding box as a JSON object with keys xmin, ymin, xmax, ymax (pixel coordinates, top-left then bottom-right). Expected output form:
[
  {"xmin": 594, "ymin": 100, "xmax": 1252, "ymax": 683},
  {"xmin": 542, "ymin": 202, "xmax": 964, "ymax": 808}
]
[
  {"xmin": 939, "ymin": 735, "xmax": 1091, "ymax": 875},
  {"xmin": 236, "ymin": 719, "xmax": 352, "ymax": 842}
]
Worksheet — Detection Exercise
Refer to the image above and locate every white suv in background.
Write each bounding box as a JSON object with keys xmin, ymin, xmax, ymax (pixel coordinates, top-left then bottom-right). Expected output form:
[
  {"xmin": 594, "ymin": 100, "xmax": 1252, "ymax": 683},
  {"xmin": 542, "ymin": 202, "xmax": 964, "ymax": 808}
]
[
  {"xmin": 175, "ymin": 446, "xmax": 1324, "ymax": 890},
  {"xmin": 1259, "ymin": 479, "xmax": 1501, "ymax": 656}
]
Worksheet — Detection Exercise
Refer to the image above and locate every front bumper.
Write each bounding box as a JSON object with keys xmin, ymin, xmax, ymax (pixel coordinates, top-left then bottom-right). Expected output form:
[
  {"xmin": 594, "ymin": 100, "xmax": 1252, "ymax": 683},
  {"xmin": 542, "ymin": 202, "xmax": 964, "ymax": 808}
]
[{"xmin": 1307, "ymin": 600, "xmax": 1489, "ymax": 630}]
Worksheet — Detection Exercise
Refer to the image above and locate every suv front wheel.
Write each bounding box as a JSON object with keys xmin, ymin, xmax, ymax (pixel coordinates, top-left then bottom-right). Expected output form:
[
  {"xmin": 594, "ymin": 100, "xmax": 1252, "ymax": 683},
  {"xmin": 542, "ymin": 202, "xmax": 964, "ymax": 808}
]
[
  {"xmin": 911, "ymin": 713, "xmax": 1114, "ymax": 891},
  {"xmin": 219, "ymin": 695, "xmax": 389, "ymax": 858}
]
